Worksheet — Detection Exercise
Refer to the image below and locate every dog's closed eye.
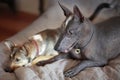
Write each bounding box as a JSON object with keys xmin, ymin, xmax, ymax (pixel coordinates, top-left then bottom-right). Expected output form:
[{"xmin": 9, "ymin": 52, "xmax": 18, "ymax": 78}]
[
  {"xmin": 68, "ymin": 30, "xmax": 73, "ymax": 35},
  {"xmin": 15, "ymin": 58, "xmax": 20, "ymax": 62}
]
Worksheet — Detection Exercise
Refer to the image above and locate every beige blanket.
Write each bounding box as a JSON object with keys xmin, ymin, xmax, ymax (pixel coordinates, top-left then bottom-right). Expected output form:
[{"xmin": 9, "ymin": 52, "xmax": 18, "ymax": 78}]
[{"xmin": 0, "ymin": 43, "xmax": 120, "ymax": 80}]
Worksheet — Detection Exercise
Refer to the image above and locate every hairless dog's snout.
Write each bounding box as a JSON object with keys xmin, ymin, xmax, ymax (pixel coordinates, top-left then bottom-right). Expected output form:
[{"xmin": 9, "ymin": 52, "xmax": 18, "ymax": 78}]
[{"xmin": 54, "ymin": 45, "xmax": 65, "ymax": 53}]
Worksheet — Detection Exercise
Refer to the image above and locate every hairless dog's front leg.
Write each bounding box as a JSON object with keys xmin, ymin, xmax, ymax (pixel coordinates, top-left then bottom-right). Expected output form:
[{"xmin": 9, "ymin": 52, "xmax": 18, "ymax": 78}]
[{"xmin": 64, "ymin": 60, "xmax": 107, "ymax": 77}]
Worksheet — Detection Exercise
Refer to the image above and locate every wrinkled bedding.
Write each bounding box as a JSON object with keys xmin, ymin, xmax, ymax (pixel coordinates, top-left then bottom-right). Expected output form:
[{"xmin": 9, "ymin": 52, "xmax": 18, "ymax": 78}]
[
  {"xmin": 0, "ymin": 43, "xmax": 120, "ymax": 80},
  {"xmin": 0, "ymin": 0, "xmax": 120, "ymax": 79},
  {"xmin": 0, "ymin": 30, "xmax": 120, "ymax": 80}
]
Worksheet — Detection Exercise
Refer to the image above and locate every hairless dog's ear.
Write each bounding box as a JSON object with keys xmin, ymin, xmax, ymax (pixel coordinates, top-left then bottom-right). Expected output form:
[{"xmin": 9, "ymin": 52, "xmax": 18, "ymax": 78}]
[
  {"xmin": 4, "ymin": 40, "xmax": 17, "ymax": 52},
  {"xmin": 59, "ymin": 2, "xmax": 72, "ymax": 17},
  {"xmin": 73, "ymin": 5, "xmax": 84, "ymax": 22}
]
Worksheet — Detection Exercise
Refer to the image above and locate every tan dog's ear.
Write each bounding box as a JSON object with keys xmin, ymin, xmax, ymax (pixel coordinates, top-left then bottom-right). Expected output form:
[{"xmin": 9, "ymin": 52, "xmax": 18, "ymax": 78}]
[{"xmin": 4, "ymin": 40, "xmax": 17, "ymax": 52}]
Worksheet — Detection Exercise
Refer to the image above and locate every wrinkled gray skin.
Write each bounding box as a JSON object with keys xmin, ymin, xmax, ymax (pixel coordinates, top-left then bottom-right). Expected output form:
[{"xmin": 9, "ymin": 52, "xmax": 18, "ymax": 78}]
[{"xmin": 54, "ymin": 5, "xmax": 120, "ymax": 77}]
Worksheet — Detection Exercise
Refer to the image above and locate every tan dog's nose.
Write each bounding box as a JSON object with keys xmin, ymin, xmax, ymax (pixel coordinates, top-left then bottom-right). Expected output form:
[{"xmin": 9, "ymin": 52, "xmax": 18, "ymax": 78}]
[{"xmin": 4, "ymin": 66, "xmax": 14, "ymax": 73}]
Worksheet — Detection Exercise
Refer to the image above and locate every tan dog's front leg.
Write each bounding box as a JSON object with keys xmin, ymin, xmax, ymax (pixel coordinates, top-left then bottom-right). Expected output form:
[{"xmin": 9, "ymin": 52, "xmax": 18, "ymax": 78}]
[
  {"xmin": 32, "ymin": 55, "xmax": 55, "ymax": 65},
  {"xmin": 36, "ymin": 53, "xmax": 70, "ymax": 66}
]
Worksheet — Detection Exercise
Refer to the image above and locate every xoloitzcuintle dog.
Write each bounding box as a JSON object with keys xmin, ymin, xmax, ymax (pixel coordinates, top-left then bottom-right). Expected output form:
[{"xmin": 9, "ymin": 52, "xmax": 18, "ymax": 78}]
[
  {"xmin": 36, "ymin": 4, "xmax": 120, "ymax": 77},
  {"xmin": 54, "ymin": 5, "xmax": 120, "ymax": 77}
]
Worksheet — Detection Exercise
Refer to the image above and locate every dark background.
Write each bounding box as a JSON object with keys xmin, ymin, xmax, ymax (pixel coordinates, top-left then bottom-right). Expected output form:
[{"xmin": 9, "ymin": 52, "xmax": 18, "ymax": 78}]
[{"xmin": 0, "ymin": 0, "xmax": 46, "ymax": 41}]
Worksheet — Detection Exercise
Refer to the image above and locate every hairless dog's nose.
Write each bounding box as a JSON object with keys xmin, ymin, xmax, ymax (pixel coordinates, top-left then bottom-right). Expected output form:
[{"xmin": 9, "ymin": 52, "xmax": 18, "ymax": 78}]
[
  {"xmin": 54, "ymin": 45, "xmax": 60, "ymax": 52},
  {"xmin": 54, "ymin": 44, "xmax": 64, "ymax": 52},
  {"xmin": 54, "ymin": 41, "xmax": 60, "ymax": 51}
]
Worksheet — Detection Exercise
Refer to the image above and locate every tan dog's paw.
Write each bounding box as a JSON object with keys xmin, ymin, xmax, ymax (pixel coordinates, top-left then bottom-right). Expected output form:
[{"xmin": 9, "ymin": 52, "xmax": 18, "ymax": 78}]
[{"xmin": 36, "ymin": 61, "xmax": 46, "ymax": 66}]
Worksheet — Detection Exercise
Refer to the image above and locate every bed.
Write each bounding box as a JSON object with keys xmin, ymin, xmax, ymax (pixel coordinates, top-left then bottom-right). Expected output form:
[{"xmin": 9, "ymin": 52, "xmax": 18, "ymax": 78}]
[{"xmin": 0, "ymin": 0, "xmax": 120, "ymax": 80}]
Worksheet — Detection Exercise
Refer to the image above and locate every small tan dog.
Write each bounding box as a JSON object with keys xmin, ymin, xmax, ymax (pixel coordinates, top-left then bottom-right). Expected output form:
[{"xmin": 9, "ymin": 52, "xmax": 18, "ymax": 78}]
[{"xmin": 4, "ymin": 29, "xmax": 60, "ymax": 72}]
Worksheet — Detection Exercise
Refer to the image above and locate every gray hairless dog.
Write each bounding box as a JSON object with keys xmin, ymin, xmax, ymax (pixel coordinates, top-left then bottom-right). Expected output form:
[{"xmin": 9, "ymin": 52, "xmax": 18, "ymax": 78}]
[{"xmin": 54, "ymin": 5, "xmax": 120, "ymax": 77}]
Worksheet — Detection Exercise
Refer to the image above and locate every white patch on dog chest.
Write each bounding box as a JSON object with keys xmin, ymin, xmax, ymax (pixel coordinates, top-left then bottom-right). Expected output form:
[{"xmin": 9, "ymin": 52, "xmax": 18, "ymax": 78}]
[{"xmin": 32, "ymin": 34, "xmax": 43, "ymax": 41}]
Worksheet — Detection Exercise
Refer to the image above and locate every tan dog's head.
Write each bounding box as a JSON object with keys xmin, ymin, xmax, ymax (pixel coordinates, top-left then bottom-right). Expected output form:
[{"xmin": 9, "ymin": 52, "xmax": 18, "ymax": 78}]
[{"xmin": 4, "ymin": 40, "xmax": 29, "ymax": 72}]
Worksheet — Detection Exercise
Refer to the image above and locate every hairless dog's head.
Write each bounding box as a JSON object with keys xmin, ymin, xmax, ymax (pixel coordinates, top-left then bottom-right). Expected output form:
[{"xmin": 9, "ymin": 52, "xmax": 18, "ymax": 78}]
[{"xmin": 54, "ymin": 4, "xmax": 93, "ymax": 53}]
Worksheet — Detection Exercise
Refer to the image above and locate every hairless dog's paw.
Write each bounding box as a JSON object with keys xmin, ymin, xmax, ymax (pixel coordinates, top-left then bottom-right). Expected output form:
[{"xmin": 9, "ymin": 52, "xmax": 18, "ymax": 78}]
[{"xmin": 64, "ymin": 67, "xmax": 79, "ymax": 77}]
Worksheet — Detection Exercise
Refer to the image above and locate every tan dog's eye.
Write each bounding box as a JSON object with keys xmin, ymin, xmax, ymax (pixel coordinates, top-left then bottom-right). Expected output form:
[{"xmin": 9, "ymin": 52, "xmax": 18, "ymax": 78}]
[{"xmin": 16, "ymin": 58, "xmax": 20, "ymax": 62}]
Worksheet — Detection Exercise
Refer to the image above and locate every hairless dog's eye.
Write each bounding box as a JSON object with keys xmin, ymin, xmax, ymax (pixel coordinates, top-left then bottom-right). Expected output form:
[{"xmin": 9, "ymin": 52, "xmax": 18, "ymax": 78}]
[{"xmin": 68, "ymin": 30, "xmax": 73, "ymax": 35}]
